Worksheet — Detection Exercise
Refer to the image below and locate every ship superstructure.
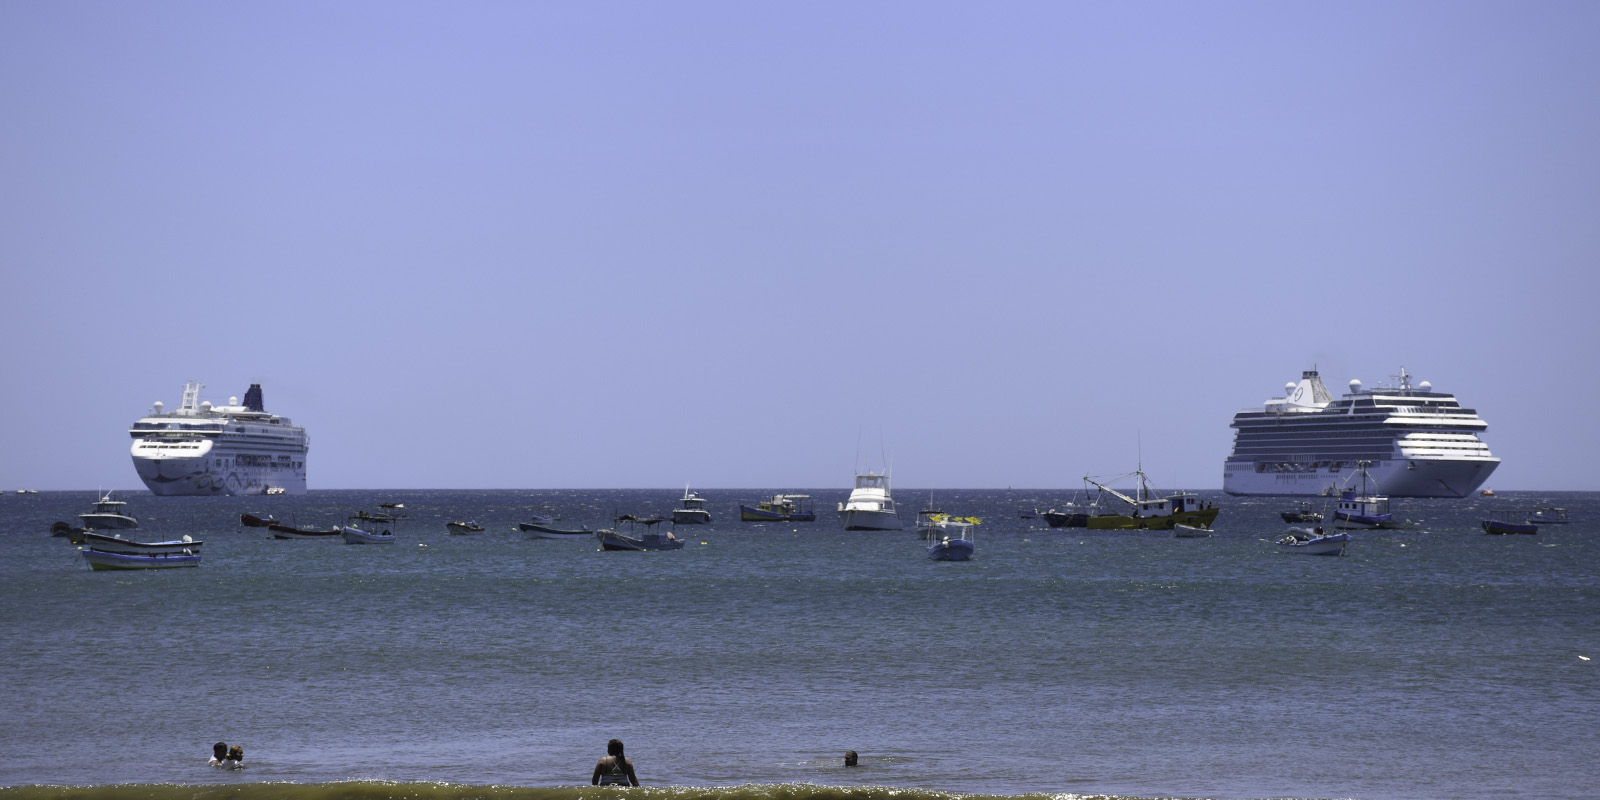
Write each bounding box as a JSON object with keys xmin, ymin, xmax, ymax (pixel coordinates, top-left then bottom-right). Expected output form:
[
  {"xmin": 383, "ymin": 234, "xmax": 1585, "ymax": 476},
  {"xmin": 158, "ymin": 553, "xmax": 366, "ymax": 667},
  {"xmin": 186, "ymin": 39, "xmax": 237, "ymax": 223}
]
[
  {"xmin": 129, "ymin": 381, "xmax": 310, "ymax": 496},
  {"xmin": 1223, "ymin": 367, "xmax": 1498, "ymax": 498}
]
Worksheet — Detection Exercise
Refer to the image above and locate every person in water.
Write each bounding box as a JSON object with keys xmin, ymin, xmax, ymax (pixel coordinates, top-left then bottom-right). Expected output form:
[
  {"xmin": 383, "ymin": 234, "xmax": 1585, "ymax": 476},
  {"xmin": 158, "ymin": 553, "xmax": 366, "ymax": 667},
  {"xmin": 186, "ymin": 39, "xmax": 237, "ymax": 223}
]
[
  {"xmin": 844, "ymin": 750, "xmax": 858, "ymax": 767},
  {"xmin": 209, "ymin": 742, "xmax": 228, "ymax": 765},
  {"xmin": 591, "ymin": 738, "xmax": 639, "ymax": 786},
  {"xmin": 221, "ymin": 745, "xmax": 244, "ymax": 769}
]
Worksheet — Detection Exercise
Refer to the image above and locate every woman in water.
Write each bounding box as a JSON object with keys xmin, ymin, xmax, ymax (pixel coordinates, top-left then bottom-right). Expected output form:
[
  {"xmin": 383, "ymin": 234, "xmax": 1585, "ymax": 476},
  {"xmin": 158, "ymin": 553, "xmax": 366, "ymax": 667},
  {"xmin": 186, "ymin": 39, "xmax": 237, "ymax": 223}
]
[{"xmin": 591, "ymin": 739, "xmax": 638, "ymax": 786}]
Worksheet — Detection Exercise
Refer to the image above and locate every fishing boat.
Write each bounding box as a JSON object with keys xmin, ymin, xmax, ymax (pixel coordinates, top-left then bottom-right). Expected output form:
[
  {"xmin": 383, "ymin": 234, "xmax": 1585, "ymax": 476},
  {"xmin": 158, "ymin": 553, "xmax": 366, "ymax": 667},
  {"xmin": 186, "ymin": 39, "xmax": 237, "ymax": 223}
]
[
  {"xmin": 1279, "ymin": 502, "xmax": 1324, "ymax": 524},
  {"xmin": 519, "ymin": 522, "xmax": 593, "ymax": 540},
  {"xmin": 1333, "ymin": 461, "xmax": 1406, "ymax": 529},
  {"xmin": 739, "ymin": 494, "xmax": 816, "ymax": 522},
  {"xmin": 596, "ymin": 515, "xmax": 685, "ymax": 551},
  {"xmin": 1276, "ymin": 527, "xmax": 1350, "ymax": 555},
  {"xmin": 1040, "ymin": 502, "xmax": 1093, "ymax": 528},
  {"xmin": 1527, "ymin": 507, "xmax": 1571, "ymax": 525},
  {"xmin": 838, "ymin": 471, "xmax": 903, "ymax": 531},
  {"xmin": 79, "ymin": 490, "xmax": 138, "ymax": 529},
  {"xmin": 1080, "ymin": 469, "xmax": 1219, "ymax": 530},
  {"xmin": 81, "ymin": 548, "xmax": 201, "ymax": 570},
  {"xmin": 446, "ymin": 521, "xmax": 486, "ymax": 535},
  {"xmin": 341, "ymin": 524, "xmax": 395, "ymax": 544},
  {"xmin": 268, "ymin": 522, "xmax": 342, "ymax": 539},
  {"xmin": 1017, "ymin": 508, "xmax": 1038, "ymax": 520},
  {"xmin": 926, "ymin": 518, "xmax": 976, "ymax": 561},
  {"xmin": 672, "ymin": 486, "xmax": 713, "ymax": 525},
  {"xmin": 1482, "ymin": 519, "xmax": 1538, "ymax": 535},
  {"xmin": 1173, "ymin": 523, "xmax": 1212, "ymax": 538},
  {"xmin": 239, "ymin": 513, "xmax": 277, "ymax": 528},
  {"xmin": 81, "ymin": 531, "xmax": 202, "ymax": 555}
]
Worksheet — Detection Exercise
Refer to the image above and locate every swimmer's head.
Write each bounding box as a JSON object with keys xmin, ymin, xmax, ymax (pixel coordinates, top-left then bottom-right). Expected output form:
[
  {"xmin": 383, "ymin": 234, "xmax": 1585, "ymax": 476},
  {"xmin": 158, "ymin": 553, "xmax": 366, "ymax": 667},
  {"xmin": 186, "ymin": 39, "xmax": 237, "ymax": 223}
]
[
  {"xmin": 227, "ymin": 745, "xmax": 243, "ymax": 761},
  {"xmin": 607, "ymin": 739, "xmax": 624, "ymax": 757},
  {"xmin": 213, "ymin": 743, "xmax": 228, "ymax": 760}
]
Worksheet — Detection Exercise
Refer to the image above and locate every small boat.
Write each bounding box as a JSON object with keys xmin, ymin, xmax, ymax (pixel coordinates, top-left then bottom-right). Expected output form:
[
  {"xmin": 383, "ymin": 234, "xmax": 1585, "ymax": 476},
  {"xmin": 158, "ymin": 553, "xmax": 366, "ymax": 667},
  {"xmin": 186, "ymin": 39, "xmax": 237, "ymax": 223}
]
[
  {"xmin": 352, "ymin": 509, "xmax": 400, "ymax": 524},
  {"xmin": 81, "ymin": 531, "xmax": 202, "ymax": 555},
  {"xmin": 739, "ymin": 494, "xmax": 816, "ymax": 522},
  {"xmin": 1479, "ymin": 488, "xmax": 1496, "ymax": 497},
  {"xmin": 341, "ymin": 525, "xmax": 395, "ymax": 544},
  {"xmin": 1081, "ymin": 469, "xmax": 1220, "ymax": 530},
  {"xmin": 1279, "ymin": 502, "xmax": 1324, "ymax": 524},
  {"xmin": 838, "ymin": 471, "xmax": 903, "ymax": 531},
  {"xmin": 268, "ymin": 523, "xmax": 342, "ymax": 539},
  {"xmin": 81, "ymin": 548, "xmax": 200, "ymax": 570},
  {"xmin": 239, "ymin": 513, "xmax": 277, "ymax": 528},
  {"xmin": 1482, "ymin": 519, "xmax": 1538, "ymax": 535},
  {"xmin": 1017, "ymin": 508, "xmax": 1038, "ymax": 520},
  {"xmin": 264, "ymin": 486, "xmax": 287, "ymax": 495},
  {"xmin": 914, "ymin": 505, "xmax": 948, "ymax": 539},
  {"xmin": 1041, "ymin": 506, "xmax": 1092, "ymax": 528},
  {"xmin": 1276, "ymin": 527, "xmax": 1350, "ymax": 555},
  {"xmin": 379, "ymin": 502, "xmax": 405, "ymax": 509},
  {"xmin": 1333, "ymin": 462, "xmax": 1406, "ymax": 529},
  {"xmin": 519, "ymin": 522, "xmax": 593, "ymax": 540},
  {"xmin": 17, "ymin": 489, "xmax": 40, "ymax": 494},
  {"xmin": 672, "ymin": 486, "xmax": 713, "ymax": 525},
  {"xmin": 79, "ymin": 490, "xmax": 139, "ymax": 529},
  {"xmin": 1528, "ymin": 507, "xmax": 1571, "ymax": 525},
  {"xmin": 925, "ymin": 517, "xmax": 976, "ymax": 561},
  {"xmin": 50, "ymin": 521, "xmax": 92, "ymax": 544},
  {"xmin": 597, "ymin": 515, "xmax": 685, "ymax": 551},
  {"xmin": 446, "ymin": 521, "xmax": 486, "ymax": 535},
  {"xmin": 1173, "ymin": 523, "xmax": 1212, "ymax": 538}
]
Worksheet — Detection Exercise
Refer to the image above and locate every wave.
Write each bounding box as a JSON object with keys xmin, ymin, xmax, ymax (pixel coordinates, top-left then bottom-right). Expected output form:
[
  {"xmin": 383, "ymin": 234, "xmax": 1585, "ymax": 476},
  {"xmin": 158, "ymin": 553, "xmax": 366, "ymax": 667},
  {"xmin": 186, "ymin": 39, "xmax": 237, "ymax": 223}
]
[{"xmin": 0, "ymin": 782, "xmax": 1221, "ymax": 800}]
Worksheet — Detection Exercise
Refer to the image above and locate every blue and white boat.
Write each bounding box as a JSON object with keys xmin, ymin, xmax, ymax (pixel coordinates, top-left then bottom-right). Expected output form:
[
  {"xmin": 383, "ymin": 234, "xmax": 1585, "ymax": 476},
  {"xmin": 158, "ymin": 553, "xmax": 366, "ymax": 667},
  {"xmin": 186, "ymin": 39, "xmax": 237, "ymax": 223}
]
[
  {"xmin": 81, "ymin": 531, "xmax": 202, "ymax": 555},
  {"xmin": 1276, "ymin": 527, "xmax": 1350, "ymax": 555},
  {"xmin": 1527, "ymin": 507, "xmax": 1570, "ymax": 525},
  {"xmin": 597, "ymin": 515, "xmax": 685, "ymax": 551},
  {"xmin": 926, "ymin": 519, "xmax": 976, "ymax": 561},
  {"xmin": 1333, "ymin": 462, "xmax": 1405, "ymax": 529},
  {"xmin": 81, "ymin": 548, "xmax": 201, "ymax": 570},
  {"xmin": 341, "ymin": 524, "xmax": 395, "ymax": 544}
]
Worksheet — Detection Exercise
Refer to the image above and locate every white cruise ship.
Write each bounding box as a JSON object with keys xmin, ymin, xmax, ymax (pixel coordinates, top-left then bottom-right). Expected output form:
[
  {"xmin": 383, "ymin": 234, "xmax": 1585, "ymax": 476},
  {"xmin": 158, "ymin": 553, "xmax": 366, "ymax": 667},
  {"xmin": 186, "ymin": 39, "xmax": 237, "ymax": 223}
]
[
  {"xmin": 1223, "ymin": 367, "xmax": 1498, "ymax": 498},
  {"xmin": 129, "ymin": 382, "xmax": 310, "ymax": 496}
]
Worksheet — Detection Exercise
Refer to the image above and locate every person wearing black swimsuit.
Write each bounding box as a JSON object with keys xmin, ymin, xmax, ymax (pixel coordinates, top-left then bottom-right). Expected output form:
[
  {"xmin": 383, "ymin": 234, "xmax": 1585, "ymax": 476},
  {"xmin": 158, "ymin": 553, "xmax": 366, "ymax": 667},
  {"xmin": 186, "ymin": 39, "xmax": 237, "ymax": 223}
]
[{"xmin": 592, "ymin": 738, "xmax": 639, "ymax": 786}]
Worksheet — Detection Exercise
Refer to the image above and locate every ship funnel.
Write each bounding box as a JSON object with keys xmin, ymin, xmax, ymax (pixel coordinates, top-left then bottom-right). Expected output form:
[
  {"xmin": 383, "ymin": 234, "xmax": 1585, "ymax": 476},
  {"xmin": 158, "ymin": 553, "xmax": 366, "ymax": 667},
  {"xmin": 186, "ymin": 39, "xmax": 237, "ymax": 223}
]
[{"xmin": 243, "ymin": 384, "xmax": 265, "ymax": 412}]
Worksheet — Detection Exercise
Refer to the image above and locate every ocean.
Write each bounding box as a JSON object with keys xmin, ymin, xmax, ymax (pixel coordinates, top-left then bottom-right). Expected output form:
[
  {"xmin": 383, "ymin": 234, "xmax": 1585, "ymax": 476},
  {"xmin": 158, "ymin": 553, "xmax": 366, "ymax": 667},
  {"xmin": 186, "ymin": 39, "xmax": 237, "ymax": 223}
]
[{"xmin": 2, "ymin": 488, "xmax": 1596, "ymax": 800}]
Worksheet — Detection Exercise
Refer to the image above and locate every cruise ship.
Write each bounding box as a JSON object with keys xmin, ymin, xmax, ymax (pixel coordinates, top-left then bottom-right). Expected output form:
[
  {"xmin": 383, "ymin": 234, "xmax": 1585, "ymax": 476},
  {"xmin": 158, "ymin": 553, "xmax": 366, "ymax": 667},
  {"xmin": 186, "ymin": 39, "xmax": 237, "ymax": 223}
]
[
  {"xmin": 1223, "ymin": 367, "xmax": 1498, "ymax": 498},
  {"xmin": 129, "ymin": 382, "xmax": 310, "ymax": 496}
]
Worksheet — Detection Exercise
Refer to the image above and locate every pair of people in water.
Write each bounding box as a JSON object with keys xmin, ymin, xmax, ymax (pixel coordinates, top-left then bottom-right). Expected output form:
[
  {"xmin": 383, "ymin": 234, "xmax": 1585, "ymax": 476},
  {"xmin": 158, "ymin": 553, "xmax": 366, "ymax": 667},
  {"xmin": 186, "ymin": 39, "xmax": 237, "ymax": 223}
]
[
  {"xmin": 208, "ymin": 742, "xmax": 244, "ymax": 769},
  {"xmin": 590, "ymin": 739, "xmax": 857, "ymax": 785}
]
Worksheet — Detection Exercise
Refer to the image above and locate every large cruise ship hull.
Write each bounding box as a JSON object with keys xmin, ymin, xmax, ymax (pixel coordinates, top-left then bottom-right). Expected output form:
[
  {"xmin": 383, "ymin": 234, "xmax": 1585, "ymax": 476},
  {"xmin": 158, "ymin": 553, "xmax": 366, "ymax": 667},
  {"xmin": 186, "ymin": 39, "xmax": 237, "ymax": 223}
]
[
  {"xmin": 133, "ymin": 451, "xmax": 308, "ymax": 496},
  {"xmin": 1223, "ymin": 458, "xmax": 1497, "ymax": 499}
]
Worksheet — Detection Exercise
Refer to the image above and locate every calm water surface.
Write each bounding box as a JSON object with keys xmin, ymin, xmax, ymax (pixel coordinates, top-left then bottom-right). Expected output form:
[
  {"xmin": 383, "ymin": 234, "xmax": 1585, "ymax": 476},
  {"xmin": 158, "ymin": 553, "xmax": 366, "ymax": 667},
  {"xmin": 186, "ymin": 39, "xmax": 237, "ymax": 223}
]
[{"xmin": 2, "ymin": 488, "xmax": 1596, "ymax": 800}]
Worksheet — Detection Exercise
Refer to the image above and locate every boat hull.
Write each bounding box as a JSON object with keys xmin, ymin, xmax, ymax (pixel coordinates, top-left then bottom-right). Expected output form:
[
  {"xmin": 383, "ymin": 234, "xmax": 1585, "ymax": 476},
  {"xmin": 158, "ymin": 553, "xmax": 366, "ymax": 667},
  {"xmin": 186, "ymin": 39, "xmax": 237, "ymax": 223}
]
[
  {"xmin": 133, "ymin": 451, "xmax": 309, "ymax": 497},
  {"xmin": 927, "ymin": 539, "xmax": 974, "ymax": 561},
  {"xmin": 672, "ymin": 510, "xmax": 712, "ymax": 525},
  {"xmin": 1333, "ymin": 511, "xmax": 1405, "ymax": 530},
  {"xmin": 445, "ymin": 523, "xmax": 485, "ymax": 535},
  {"xmin": 520, "ymin": 523, "xmax": 592, "ymax": 539},
  {"xmin": 81, "ymin": 532, "xmax": 202, "ymax": 555},
  {"xmin": 268, "ymin": 524, "xmax": 341, "ymax": 539},
  {"xmin": 739, "ymin": 506, "xmax": 816, "ymax": 522},
  {"xmin": 1482, "ymin": 519, "xmax": 1538, "ymax": 535},
  {"xmin": 1276, "ymin": 532, "xmax": 1350, "ymax": 555},
  {"xmin": 839, "ymin": 509, "xmax": 904, "ymax": 531},
  {"xmin": 341, "ymin": 526, "xmax": 395, "ymax": 544},
  {"xmin": 1041, "ymin": 511, "xmax": 1089, "ymax": 528},
  {"xmin": 1223, "ymin": 457, "xmax": 1497, "ymax": 499},
  {"xmin": 82, "ymin": 549, "xmax": 201, "ymax": 570},
  {"xmin": 1085, "ymin": 507, "xmax": 1219, "ymax": 530},
  {"xmin": 596, "ymin": 530, "xmax": 684, "ymax": 551}
]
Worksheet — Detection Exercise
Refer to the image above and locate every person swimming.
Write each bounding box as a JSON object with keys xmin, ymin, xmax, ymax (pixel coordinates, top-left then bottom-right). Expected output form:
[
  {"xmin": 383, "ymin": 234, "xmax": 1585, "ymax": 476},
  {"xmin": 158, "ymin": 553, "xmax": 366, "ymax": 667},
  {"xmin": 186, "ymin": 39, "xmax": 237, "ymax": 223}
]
[
  {"xmin": 591, "ymin": 738, "xmax": 638, "ymax": 786},
  {"xmin": 208, "ymin": 742, "xmax": 228, "ymax": 765},
  {"xmin": 220, "ymin": 745, "xmax": 244, "ymax": 770}
]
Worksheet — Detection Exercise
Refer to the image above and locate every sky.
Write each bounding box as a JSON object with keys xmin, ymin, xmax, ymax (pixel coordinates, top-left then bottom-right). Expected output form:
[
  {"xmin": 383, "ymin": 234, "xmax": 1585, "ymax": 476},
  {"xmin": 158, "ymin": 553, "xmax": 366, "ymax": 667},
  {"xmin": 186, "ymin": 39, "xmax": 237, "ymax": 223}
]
[{"xmin": 2, "ymin": 1, "xmax": 1596, "ymax": 491}]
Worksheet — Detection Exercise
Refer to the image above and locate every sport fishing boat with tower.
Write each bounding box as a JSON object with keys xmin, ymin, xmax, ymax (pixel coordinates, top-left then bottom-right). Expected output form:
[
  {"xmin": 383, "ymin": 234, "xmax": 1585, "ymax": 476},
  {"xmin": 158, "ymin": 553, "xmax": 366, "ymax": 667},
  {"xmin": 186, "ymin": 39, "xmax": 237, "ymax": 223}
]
[
  {"xmin": 1223, "ymin": 367, "xmax": 1497, "ymax": 498},
  {"xmin": 838, "ymin": 471, "xmax": 903, "ymax": 531},
  {"xmin": 129, "ymin": 382, "xmax": 310, "ymax": 496}
]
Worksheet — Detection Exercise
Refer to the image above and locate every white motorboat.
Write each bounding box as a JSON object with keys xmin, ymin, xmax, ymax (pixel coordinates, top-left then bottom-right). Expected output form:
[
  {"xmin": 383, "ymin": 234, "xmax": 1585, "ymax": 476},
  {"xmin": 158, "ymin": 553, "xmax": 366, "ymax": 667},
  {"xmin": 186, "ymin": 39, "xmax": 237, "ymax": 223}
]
[
  {"xmin": 446, "ymin": 521, "xmax": 486, "ymax": 535},
  {"xmin": 672, "ymin": 486, "xmax": 713, "ymax": 525},
  {"xmin": 79, "ymin": 490, "xmax": 138, "ymax": 529},
  {"xmin": 1276, "ymin": 527, "xmax": 1350, "ymax": 555},
  {"xmin": 81, "ymin": 531, "xmax": 202, "ymax": 555},
  {"xmin": 838, "ymin": 471, "xmax": 903, "ymax": 531},
  {"xmin": 1173, "ymin": 523, "xmax": 1212, "ymax": 538},
  {"xmin": 341, "ymin": 525, "xmax": 395, "ymax": 544}
]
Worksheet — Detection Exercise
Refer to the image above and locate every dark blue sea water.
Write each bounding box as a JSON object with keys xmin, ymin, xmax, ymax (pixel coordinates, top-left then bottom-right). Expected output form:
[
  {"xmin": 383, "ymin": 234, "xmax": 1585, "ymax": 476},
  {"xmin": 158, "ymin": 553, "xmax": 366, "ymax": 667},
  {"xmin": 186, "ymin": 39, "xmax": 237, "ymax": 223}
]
[{"xmin": 2, "ymin": 488, "xmax": 1596, "ymax": 800}]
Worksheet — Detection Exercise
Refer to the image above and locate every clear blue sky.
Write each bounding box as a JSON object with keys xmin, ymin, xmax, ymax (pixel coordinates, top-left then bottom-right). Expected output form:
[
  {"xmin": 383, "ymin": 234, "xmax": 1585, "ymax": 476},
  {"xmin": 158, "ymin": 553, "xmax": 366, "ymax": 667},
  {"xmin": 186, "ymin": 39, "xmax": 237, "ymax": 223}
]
[{"xmin": 3, "ymin": 2, "xmax": 1595, "ymax": 491}]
